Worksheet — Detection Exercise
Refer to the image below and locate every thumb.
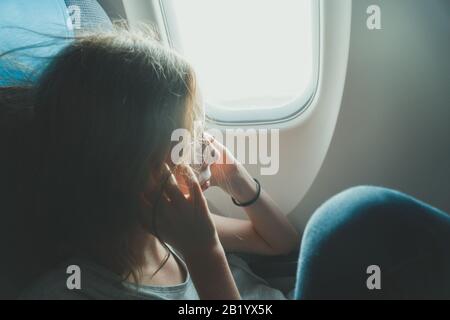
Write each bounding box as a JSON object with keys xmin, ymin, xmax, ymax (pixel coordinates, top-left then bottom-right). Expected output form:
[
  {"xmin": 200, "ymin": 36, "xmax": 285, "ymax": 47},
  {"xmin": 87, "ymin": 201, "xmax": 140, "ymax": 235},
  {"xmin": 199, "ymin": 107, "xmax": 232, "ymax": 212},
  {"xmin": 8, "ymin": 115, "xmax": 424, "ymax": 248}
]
[{"xmin": 182, "ymin": 165, "xmax": 209, "ymax": 212}]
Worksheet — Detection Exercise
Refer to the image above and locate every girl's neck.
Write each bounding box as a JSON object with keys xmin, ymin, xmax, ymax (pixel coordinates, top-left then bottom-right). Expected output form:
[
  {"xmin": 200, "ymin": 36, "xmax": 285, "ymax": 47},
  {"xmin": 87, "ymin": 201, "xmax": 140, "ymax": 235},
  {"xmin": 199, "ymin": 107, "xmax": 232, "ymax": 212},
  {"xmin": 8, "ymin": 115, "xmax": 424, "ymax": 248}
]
[
  {"xmin": 141, "ymin": 233, "xmax": 170, "ymax": 271},
  {"xmin": 126, "ymin": 232, "xmax": 186, "ymax": 286}
]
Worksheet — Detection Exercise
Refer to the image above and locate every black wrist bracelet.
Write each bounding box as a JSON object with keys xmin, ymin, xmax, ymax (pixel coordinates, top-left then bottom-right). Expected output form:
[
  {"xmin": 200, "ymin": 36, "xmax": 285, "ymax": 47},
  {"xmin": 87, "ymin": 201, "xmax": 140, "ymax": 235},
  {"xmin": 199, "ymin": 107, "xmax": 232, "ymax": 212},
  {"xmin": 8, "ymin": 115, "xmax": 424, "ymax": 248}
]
[{"xmin": 231, "ymin": 178, "xmax": 261, "ymax": 207}]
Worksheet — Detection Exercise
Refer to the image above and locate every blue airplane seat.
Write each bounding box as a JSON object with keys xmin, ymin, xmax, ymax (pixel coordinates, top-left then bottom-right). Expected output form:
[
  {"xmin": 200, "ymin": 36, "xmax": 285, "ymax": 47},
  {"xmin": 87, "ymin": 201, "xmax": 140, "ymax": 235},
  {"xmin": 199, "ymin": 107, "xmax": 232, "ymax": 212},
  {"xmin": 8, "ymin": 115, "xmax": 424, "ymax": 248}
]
[
  {"xmin": 0, "ymin": 0, "xmax": 112, "ymax": 299},
  {"xmin": 64, "ymin": 0, "xmax": 113, "ymax": 34},
  {"xmin": 0, "ymin": 0, "xmax": 112, "ymax": 86}
]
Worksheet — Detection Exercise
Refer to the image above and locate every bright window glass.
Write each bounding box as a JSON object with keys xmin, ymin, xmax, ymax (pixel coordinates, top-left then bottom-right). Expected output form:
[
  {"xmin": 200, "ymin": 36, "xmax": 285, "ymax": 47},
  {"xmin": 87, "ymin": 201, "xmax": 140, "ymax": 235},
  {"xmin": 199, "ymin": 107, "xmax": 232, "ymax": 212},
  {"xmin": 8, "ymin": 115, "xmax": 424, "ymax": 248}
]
[{"xmin": 163, "ymin": 0, "xmax": 318, "ymax": 122}]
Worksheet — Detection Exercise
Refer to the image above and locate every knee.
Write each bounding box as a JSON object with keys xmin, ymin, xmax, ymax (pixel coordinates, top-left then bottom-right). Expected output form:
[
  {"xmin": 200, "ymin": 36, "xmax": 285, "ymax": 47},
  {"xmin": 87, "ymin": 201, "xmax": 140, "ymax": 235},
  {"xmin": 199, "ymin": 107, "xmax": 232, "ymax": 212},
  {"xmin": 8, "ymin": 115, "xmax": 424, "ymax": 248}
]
[
  {"xmin": 329, "ymin": 185, "xmax": 406, "ymax": 213},
  {"xmin": 303, "ymin": 186, "xmax": 409, "ymax": 243}
]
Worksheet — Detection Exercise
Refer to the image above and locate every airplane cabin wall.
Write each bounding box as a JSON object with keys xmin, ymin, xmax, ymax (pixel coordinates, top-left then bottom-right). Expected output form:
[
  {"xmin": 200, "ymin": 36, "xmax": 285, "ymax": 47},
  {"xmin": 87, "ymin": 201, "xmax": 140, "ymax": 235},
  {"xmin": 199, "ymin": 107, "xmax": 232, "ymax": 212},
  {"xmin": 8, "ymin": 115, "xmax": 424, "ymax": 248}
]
[{"xmin": 290, "ymin": 0, "xmax": 450, "ymax": 229}]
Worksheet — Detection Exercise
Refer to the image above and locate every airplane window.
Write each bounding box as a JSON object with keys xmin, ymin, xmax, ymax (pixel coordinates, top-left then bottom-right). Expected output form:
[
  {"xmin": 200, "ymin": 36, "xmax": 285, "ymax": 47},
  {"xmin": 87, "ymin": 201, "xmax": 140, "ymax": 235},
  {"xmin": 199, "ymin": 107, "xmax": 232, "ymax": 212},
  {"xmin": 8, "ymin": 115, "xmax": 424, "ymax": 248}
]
[{"xmin": 161, "ymin": 0, "xmax": 319, "ymax": 123}]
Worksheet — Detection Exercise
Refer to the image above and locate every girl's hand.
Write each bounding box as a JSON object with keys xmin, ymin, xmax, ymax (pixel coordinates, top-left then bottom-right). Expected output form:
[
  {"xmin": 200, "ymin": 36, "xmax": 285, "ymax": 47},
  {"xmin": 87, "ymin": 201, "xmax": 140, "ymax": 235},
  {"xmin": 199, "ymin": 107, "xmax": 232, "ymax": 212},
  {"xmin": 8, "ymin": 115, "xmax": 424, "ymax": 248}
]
[
  {"xmin": 141, "ymin": 164, "xmax": 241, "ymax": 300},
  {"xmin": 204, "ymin": 133, "xmax": 242, "ymax": 188},
  {"xmin": 204, "ymin": 133, "xmax": 257, "ymax": 201},
  {"xmin": 140, "ymin": 164, "xmax": 219, "ymax": 256}
]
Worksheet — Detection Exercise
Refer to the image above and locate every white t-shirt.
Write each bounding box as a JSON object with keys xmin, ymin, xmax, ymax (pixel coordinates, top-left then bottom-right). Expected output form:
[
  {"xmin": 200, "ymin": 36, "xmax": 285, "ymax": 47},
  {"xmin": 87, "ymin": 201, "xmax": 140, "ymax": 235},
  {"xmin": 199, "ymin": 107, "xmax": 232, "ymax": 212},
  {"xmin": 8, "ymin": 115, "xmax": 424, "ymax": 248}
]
[{"xmin": 21, "ymin": 250, "xmax": 293, "ymax": 300}]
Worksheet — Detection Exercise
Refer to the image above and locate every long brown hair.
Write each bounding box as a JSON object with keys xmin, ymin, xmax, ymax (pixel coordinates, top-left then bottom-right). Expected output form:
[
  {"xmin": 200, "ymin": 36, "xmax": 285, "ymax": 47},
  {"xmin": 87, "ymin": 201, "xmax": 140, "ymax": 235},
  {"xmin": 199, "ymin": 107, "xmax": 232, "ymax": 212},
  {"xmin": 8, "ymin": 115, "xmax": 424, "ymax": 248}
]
[{"xmin": 4, "ymin": 27, "xmax": 202, "ymax": 283}]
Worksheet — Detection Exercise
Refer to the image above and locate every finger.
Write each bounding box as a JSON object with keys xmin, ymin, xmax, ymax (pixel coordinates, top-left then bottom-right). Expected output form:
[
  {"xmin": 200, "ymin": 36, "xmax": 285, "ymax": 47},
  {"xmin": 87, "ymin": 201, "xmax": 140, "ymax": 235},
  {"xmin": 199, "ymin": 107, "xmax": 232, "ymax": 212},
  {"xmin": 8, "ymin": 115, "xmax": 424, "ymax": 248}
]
[
  {"xmin": 203, "ymin": 132, "xmax": 215, "ymax": 143},
  {"xmin": 204, "ymin": 133, "xmax": 225, "ymax": 151},
  {"xmin": 182, "ymin": 165, "xmax": 208, "ymax": 211},
  {"xmin": 203, "ymin": 142, "xmax": 220, "ymax": 166},
  {"xmin": 201, "ymin": 180, "xmax": 211, "ymax": 191},
  {"xmin": 204, "ymin": 136, "xmax": 234, "ymax": 166},
  {"xmin": 192, "ymin": 176, "xmax": 209, "ymax": 213},
  {"xmin": 176, "ymin": 163, "xmax": 198, "ymax": 189},
  {"xmin": 162, "ymin": 163, "xmax": 186, "ymax": 205}
]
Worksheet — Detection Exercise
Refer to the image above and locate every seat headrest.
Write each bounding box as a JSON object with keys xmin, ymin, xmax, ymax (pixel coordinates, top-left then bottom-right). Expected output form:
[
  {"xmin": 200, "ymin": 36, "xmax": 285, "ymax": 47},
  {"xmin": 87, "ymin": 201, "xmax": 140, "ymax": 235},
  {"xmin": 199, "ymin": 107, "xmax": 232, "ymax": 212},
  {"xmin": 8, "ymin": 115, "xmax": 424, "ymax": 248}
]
[
  {"xmin": 0, "ymin": 0, "xmax": 113, "ymax": 86},
  {"xmin": 64, "ymin": 0, "xmax": 113, "ymax": 33},
  {"xmin": 0, "ymin": 0, "xmax": 74, "ymax": 85}
]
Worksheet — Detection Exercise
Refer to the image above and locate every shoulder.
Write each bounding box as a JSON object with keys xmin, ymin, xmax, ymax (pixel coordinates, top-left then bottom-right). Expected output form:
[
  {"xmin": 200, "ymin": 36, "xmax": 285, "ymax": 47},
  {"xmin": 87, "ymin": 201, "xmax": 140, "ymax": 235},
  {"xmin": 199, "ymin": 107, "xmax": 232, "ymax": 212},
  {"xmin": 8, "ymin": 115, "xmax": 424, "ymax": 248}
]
[
  {"xmin": 20, "ymin": 267, "xmax": 88, "ymax": 300},
  {"xmin": 19, "ymin": 259, "xmax": 143, "ymax": 300}
]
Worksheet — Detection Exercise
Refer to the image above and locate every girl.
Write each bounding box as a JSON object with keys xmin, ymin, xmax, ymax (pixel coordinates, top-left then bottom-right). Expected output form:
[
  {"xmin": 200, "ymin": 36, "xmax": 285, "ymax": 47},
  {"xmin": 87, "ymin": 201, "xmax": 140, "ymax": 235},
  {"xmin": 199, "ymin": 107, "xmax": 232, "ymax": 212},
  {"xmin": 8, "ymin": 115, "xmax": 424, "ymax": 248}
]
[
  {"xmin": 6, "ymin": 28, "xmax": 449, "ymax": 300},
  {"xmin": 17, "ymin": 28, "xmax": 299, "ymax": 300}
]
